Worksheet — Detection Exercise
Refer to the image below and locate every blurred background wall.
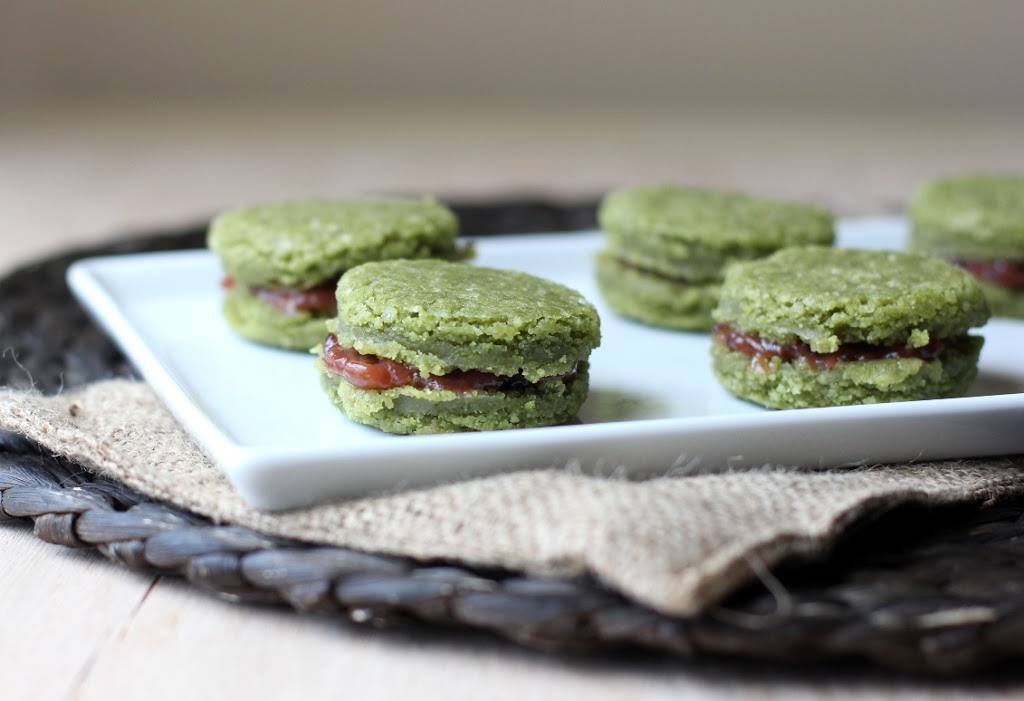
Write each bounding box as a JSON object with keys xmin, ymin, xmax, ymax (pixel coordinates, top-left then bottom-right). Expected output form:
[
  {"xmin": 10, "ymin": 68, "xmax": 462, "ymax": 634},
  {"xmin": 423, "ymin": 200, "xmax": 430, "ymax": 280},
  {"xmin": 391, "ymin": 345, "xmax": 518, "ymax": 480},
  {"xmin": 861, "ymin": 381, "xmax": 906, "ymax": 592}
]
[
  {"xmin": 3, "ymin": 0, "xmax": 1024, "ymax": 111},
  {"xmin": 3, "ymin": 0, "xmax": 1023, "ymax": 262}
]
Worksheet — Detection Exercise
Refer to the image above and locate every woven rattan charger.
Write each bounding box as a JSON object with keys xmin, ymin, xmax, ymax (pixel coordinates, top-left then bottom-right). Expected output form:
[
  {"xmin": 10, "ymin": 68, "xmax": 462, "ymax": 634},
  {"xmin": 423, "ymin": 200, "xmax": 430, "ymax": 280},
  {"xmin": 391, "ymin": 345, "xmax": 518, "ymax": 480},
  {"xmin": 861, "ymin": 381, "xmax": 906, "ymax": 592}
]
[{"xmin": 3, "ymin": 199, "xmax": 1024, "ymax": 674}]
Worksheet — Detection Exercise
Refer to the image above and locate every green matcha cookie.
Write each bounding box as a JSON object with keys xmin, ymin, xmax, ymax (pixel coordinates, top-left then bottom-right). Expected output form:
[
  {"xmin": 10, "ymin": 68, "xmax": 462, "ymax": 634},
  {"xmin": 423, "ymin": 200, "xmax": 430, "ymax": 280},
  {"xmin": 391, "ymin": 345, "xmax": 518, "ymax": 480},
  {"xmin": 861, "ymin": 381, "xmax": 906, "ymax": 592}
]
[
  {"xmin": 909, "ymin": 174, "xmax": 1024, "ymax": 317},
  {"xmin": 594, "ymin": 252, "xmax": 720, "ymax": 331},
  {"xmin": 208, "ymin": 197, "xmax": 464, "ymax": 350},
  {"xmin": 596, "ymin": 185, "xmax": 834, "ymax": 331},
  {"xmin": 711, "ymin": 247, "xmax": 990, "ymax": 409},
  {"xmin": 316, "ymin": 259, "xmax": 601, "ymax": 434}
]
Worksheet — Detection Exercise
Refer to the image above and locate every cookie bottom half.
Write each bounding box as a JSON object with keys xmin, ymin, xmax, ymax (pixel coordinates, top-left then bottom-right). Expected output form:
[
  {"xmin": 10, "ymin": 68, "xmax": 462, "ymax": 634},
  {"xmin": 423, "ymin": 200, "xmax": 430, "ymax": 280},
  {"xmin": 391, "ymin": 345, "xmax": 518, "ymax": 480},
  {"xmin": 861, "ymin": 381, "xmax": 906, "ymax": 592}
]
[
  {"xmin": 711, "ymin": 336, "xmax": 984, "ymax": 409},
  {"xmin": 976, "ymin": 281, "xmax": 1024, "ymax": 318},
  {"xmin": 595, "ymin": 252, "xmax": 719, "ymax": 331},
  {"xmin": 222, "ymin": 287, "xmax": 330, "ymax": 351},
  {"xmin": 906, "ymin": 241, "xmax": 1024, "ymax": 318},
  {"xmin": 317, "ymin": 361, "xmax": 590, "ymax": 434}
]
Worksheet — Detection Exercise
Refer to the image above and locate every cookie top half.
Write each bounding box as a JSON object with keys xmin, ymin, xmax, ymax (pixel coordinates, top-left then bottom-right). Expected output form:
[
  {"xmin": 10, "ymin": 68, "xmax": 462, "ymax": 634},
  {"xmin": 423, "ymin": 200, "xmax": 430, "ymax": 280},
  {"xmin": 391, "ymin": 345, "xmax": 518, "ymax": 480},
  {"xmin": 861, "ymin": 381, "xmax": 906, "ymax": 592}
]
[
  {"xmin": 909, "ymin": 174, "xmax": 1024, "ymax": 259},
  {"xmin": 208, "ymin": 198, "xmax": 460, "ymax": 287},
  {"xmin": 598, "ymin": 185, "xmax": 834, "ymax": 274},
  {"xmin": 331, "ymin": 260, "xmax": 601, "ymax": 381},
  {"xmin": 713, "ymin": 247, "xmax": 990, "ymax": 353}
]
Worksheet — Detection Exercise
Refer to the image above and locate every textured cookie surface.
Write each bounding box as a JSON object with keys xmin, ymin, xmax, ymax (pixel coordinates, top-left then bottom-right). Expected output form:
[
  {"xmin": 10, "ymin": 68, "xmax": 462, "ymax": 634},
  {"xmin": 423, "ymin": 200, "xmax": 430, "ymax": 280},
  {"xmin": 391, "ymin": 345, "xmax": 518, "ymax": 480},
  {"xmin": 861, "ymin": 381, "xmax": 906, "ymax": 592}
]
[
  {"xmin": 595, "ymin": 185, "xmax": 834, "ymax": 330},
  {"xmin": 598, "ymin": 184, "xmax": 835, "ymax": 277},
  {"xmin": 332, "ymin": 260, "xmax": 601, "ymax": 381},
  {"xmin": 713, "ymin": 247, "xmax": 990, "ymax": 353},
  {"xmin": 711, "ymin": 337, "xmax": 983, "ymax": 409},
  {"xmin": 972, "ymin": 282, "xmax": 1024, "ymax": 318},
  {"xmin": 594, "ymin": 252, "xmax": 719, "ymax": 331},
  {"xmin": 318, "ymin": 361, "xmax": 590, "ymax": 434},
  {"xmin": 221, "ymin": 287, "xmax": 329, "ymax": 351},
  {"xmin": 711, "ymin": 246, "xmax": 990, "ymax": 408},
  {"xmin": 208, "ymin": 197, "xmax": 460, "ymax": 287},
  {"xmin": 910, "ymin": 174, "xmax": 1024, "ymax": 259}
]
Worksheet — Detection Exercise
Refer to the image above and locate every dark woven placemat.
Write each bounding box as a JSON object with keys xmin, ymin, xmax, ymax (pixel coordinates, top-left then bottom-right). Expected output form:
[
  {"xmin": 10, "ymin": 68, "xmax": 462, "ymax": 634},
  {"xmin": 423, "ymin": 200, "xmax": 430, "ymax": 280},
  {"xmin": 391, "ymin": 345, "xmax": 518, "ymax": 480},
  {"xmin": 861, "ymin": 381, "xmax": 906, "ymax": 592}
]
[{"xmin": 2, "ymin": 198, "xmax": 1023, "ymax": 674}]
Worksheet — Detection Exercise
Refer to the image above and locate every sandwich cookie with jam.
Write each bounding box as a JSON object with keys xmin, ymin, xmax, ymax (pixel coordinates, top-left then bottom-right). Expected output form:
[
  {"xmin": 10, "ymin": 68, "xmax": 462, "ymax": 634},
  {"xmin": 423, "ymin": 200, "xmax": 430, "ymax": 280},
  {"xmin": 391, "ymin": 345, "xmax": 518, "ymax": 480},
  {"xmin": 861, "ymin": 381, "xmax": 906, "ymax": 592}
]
[
  {"xmin": 208, "ymin": 197, "xmax": 464, "ymax": 350},
  {"xmin": 710, "ymin": 247, "xmax": 990, "ymax": 408},
  {"xmin": 595, "ymin": 184, "xmax": 835, "ymax": 331},
  {"xmin": 909, "ymin": 173, "xmax": 1024, "ymax": 318},
  {"xmin": 316, "ymin": 259, "xmax": 601, "ymax": 434}
]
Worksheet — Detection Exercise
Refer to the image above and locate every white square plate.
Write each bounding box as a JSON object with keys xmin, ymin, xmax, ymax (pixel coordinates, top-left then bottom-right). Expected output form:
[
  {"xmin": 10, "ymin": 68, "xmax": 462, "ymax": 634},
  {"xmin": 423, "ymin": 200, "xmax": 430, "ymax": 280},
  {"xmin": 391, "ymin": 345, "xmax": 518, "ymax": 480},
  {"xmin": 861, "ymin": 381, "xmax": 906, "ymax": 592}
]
[{"xmin": 68, "ymin": 217, "xmax": 1024, "ymax": 509}]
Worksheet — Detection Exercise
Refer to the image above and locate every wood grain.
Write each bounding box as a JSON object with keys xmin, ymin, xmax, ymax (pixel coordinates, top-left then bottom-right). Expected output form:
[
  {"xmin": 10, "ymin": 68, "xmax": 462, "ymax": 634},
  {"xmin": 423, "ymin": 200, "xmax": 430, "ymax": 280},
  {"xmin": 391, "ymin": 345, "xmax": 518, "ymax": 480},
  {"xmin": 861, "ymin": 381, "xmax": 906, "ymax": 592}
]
[
  {"xmin": 0, "ymin": 524, "xmax": 157, "ymax": 699},
  {"xmin": 66, "ymin": 576, "xmax": 1024, "ymax": 701}
]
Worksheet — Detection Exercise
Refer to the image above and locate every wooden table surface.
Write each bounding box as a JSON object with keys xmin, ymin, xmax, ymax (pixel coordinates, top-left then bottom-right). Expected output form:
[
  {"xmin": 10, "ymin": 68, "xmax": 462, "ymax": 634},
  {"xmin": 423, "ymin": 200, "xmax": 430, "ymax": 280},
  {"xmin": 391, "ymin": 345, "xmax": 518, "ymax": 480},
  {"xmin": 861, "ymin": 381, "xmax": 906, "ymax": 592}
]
[{"xmin": 2, "ymin": 100, "xmax": 1023, "ymax": 700}]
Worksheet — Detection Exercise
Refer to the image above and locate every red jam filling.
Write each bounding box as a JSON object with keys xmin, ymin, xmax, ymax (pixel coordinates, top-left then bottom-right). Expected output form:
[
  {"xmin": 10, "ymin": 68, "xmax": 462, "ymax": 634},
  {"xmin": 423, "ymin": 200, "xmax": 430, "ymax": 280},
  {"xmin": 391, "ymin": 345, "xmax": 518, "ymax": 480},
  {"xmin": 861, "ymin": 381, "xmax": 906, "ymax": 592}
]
[
  {"xmin": 712, "ymin": 324, "xmax": 947, "ymax": 371},
  {"xmin": 221, "ymin": 276, "xmax": 338, "ymax": 315},
  {"xmin": 321, "ymin": 334, "xmax": 572, "ymax": 392},
  {"xmin": 951, "ymin": 258, "xmax": 1024, "ymax": 289}
]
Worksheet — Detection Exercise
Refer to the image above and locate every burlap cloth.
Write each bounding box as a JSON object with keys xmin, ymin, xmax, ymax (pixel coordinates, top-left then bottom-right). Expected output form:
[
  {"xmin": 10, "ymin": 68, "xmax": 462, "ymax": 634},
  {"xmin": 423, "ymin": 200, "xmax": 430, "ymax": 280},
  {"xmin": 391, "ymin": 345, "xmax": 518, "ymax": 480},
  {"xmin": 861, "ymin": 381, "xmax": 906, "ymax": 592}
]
[{"xmin": 2, "ymin": 379, "xmax": 1022, "ymax": 616}]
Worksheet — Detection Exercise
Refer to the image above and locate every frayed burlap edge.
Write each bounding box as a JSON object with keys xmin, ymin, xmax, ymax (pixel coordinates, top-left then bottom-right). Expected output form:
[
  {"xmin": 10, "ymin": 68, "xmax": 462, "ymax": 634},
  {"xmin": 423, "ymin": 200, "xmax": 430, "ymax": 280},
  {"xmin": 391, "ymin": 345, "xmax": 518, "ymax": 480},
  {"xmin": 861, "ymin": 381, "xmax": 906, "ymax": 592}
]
[{"xmin": 2, "ymin": 379, "xmax": 1022, "ymax": 616}]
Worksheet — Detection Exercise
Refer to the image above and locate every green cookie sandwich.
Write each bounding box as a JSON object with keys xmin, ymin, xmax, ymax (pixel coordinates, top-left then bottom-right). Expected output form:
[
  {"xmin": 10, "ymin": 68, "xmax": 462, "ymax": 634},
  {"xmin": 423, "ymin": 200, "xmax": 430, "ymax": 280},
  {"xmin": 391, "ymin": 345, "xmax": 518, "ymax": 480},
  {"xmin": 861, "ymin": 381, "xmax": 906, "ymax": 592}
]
[
  {"xmin": 711, "ymin": 247, "xmax": 990, "ymax": 409},
  {"xmin": 596, "ymin": 184, "xmax": 834, "ymax": 331},
  {"xmin": 208, "ymin": 197, "xmax": 464, "ymax": 350},
  {"xmin": 317, "ymin": 259, "xmax": 601, "ymax": 434},
  {"xmin": 909, "ymin": 174, "xmax": 1024, "ymax": 317}
]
